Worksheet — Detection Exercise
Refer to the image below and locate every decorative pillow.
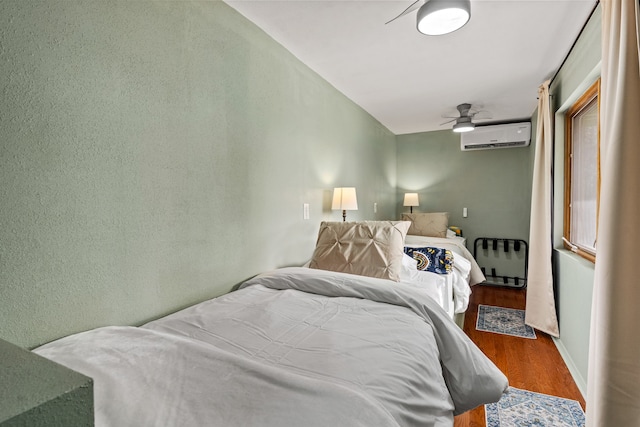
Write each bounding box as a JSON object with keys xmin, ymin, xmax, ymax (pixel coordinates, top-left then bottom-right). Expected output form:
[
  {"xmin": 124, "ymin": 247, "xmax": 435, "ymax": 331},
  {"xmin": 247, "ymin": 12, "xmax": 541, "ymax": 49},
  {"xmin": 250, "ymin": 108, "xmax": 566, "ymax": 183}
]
[
  {"xmin": 401, "ymin": 212, "xmax": 449, "ymax": 238},
  {"xmin": 404, "ymin": 247, "xmax": 454, "ymax": 274},
  {"xmin": 309, "ymin": 221, "xmax": 411, "ymax": 282}
]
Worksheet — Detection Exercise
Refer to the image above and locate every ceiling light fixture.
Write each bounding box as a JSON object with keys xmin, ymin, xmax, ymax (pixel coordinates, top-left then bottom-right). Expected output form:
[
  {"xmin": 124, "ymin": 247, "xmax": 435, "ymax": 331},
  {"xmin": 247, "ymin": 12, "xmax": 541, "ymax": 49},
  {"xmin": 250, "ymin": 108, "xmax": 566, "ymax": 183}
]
[
  {"xmin": 416, "ymin": 0, "xmax": 471, "ymax": 36},
  {"xmin": 452, "ymin": 117, "xmax": 475, "ymax": 133}
]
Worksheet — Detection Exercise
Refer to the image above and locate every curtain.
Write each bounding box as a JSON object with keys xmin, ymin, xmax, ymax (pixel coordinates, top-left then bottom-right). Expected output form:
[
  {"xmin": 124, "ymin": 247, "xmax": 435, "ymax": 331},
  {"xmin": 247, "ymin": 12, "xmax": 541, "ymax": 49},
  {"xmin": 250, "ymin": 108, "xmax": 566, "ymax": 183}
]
[
  {"xmin": 586, "ymin": 0, "xmax": 640, "ymax": 425},
  {"xmin": 525, "ymin": 80, "xmax": 559, "ymax": 337}
]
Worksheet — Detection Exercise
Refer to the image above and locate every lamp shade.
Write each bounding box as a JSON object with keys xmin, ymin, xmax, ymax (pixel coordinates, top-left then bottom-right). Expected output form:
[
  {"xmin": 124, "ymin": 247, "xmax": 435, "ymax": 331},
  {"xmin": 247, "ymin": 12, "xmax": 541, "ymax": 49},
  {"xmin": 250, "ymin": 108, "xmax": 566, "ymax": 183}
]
[
  {"xmin": 417, "ymin": 0, "xmax": 471, "ymax": 36},
  {"xmin": 403, "ymin": 193, "xmax": 419, "ymax": 207},
  {"xmin": 332, "ymin": 187, "xmax": 358, "ymax": 211}
]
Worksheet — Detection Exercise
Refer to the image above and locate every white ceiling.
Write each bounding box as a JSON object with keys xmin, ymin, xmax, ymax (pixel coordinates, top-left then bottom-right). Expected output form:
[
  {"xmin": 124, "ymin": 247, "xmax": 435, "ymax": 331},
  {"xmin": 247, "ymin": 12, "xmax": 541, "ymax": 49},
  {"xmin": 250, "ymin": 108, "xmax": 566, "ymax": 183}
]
[{"xmin": 224, "ymin": 0, "xmax": 598, "ymax": 135}]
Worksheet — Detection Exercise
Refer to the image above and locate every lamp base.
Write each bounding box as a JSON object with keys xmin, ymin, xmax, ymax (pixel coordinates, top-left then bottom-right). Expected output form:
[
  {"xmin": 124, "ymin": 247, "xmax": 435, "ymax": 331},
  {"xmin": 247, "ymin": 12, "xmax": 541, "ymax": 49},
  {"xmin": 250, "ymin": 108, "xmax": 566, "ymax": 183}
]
[{"xmin": 342, "ymin": 209, "xmax": 347, "ymax": 222}]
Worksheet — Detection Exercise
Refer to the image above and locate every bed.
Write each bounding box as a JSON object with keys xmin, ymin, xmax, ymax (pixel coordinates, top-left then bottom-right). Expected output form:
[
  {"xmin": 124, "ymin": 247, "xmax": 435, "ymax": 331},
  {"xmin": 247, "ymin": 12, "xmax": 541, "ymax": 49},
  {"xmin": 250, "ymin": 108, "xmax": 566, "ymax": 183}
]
[
  {"xmin": 403, "ymin": 233, "xmax": 486, "ymax": 318},
  {"xmin": 400, "ymin": 211, "xmax": 487, "ymax": 321},
  {"xmin": 34, "ymin": 220, "xmax": 506, "ymax": 427}
]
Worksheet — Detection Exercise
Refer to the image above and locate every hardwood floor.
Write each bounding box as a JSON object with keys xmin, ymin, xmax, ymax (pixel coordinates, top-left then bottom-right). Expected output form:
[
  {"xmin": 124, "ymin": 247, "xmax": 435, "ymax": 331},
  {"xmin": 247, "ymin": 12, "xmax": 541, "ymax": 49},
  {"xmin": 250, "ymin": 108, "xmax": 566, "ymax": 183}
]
[{"xmin": 453, "ymin": 285, "xmax": 585, "ymax": 426}]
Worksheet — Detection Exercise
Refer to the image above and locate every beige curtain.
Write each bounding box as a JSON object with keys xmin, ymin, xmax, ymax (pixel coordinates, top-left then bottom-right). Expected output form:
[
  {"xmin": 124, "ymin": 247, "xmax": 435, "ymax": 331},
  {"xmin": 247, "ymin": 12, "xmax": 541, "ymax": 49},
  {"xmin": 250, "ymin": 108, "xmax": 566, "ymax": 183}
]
[
  {"xmin": 586, "ymin": 0, "xmax": 640, "ymax": 425},
  {"xmin": 525, "ymin": 80, "xmax": 559, "ymax": 337}
]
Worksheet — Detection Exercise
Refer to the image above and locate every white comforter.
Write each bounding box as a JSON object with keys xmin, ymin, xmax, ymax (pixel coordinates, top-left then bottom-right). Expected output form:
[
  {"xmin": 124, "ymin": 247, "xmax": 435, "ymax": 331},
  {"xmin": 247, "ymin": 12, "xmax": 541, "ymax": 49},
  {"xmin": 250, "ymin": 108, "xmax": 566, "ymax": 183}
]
[
  {"xmin": 404, "ymin": 235, "xmax": 486, "ymax": 314},
  {"xmin": 404, "ymin": 235, "xmax": 486, "ymax": 286},
  {"xmin": 35, "ymin": 267, "xmax": 507, "ymax": 427}
]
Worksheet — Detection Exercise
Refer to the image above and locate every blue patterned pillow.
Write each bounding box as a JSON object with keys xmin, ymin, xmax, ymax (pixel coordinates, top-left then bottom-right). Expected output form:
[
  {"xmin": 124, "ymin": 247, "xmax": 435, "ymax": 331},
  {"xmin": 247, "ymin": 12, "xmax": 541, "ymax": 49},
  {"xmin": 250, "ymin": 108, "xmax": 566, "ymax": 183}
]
[{"xmin": 404, "ymin": 247, "xmax": 453, "ymax": 274}]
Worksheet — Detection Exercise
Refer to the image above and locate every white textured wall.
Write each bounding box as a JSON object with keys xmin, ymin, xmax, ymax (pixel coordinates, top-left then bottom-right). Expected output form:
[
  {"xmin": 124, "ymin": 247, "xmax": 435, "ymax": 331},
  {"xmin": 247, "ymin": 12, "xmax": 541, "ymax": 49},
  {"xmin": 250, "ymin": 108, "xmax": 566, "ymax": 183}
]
[{"xmin": 0, "ymin": 1, "xmax": 397, "ymax": 348}]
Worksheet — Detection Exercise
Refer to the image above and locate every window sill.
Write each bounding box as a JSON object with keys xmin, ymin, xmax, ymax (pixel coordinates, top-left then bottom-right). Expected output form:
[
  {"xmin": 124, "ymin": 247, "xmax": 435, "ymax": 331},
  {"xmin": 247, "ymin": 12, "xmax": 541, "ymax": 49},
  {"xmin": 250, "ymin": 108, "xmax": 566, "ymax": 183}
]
[{"xmin": 554, "ymin": 247, "xmax": 597, "ymax": 270}]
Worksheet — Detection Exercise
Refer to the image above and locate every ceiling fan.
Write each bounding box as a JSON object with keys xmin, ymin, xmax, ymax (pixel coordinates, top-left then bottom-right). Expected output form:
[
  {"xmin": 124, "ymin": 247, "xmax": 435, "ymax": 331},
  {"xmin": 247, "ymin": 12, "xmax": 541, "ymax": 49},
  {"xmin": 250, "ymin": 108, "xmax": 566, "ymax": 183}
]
[
  {"xmin": 441, "ymin": 103, "xmax": 492, "ymax": 133},
  {"xmin": 385, "ymin": 0, "xmax": 471, "ymax": 36}
]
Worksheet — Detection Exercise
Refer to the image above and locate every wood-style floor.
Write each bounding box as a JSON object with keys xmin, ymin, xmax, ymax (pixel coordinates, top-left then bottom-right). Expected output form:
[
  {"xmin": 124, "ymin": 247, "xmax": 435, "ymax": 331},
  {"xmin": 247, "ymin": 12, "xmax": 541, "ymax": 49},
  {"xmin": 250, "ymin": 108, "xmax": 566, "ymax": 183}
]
[{"xmin": 453, "ymin": 285, "xmax": 585, "ymax": 426}]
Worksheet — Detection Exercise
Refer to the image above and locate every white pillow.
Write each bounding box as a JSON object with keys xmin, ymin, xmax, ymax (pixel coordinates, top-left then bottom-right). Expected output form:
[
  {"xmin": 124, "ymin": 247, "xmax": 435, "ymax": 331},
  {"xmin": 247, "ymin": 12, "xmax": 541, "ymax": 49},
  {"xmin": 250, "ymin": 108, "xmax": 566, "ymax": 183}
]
[{"xmin": 402, "ymin": 253, "xmax": 418, "ymax": 271}]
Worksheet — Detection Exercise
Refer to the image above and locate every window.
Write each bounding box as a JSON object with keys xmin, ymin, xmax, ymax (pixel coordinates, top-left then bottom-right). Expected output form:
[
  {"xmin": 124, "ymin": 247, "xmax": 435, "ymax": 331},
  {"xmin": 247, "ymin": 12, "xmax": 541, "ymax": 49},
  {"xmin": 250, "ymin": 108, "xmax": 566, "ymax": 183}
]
[{"xmin": 564, "ymin": 79, "xmax": 600, "ymax": 262}]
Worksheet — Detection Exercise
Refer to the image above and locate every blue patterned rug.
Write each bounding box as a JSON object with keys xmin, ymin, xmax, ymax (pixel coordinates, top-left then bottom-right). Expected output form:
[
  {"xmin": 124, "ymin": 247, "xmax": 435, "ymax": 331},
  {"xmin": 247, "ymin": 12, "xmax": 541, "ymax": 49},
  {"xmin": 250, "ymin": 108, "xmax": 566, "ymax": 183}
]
[
  {"xmin": 476, "ymin": 305, "xmax": 536, "ymax": 339},
  {"xmin": 486, "ymin": 387, "xmax": 585, "ymax": 427}
]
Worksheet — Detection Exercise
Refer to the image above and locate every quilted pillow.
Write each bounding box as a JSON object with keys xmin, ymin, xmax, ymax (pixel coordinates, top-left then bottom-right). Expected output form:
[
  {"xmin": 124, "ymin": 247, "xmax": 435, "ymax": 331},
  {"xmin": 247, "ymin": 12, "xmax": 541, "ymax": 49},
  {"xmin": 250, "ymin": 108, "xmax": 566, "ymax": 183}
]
[
  {"xmin": 403, "ymin": 247, "xmax": 453, "ymax": 274},
  {"xmin": 309, "ymin": 221, "xmax": 411, "ymax": 282},
  {"xmin": 401, "ymin": 212, "xmax": 449, "ymax": 238}
]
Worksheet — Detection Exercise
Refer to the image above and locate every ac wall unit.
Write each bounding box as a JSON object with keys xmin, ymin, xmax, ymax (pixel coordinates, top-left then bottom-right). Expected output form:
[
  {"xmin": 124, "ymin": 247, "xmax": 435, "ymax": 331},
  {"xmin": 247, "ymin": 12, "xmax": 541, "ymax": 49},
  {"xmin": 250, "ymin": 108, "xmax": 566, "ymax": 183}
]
[{"xmin": 460, "ymin": 122, "xmax": 531, "ymax": 151}]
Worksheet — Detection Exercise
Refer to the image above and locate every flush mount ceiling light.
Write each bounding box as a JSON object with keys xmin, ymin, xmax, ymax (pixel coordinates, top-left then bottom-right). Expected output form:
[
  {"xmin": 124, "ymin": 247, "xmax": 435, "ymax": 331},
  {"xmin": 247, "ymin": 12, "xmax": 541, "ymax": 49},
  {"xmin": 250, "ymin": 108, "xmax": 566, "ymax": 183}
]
[
  {"xmin": 417, "ymin": 0, "xmax": 471, "ymax": 36},
  {"xmin": 452, "ymin": 116, "xmax": 475, "ymax": 133},
  {"xmin": 441, "ymin": 103, "xmax": 491, "ymax": 132},
  {"xmin": 386, "ymin": 0, "xmax": 471, "ymax": 36}
]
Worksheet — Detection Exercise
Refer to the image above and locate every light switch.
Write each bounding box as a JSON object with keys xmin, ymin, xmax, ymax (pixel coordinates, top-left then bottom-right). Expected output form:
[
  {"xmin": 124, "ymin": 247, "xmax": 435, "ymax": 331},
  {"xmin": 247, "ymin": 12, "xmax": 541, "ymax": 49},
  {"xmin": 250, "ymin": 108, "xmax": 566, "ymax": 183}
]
[
  {"xmin": 463, "ymin": 207, "xmax": 468, "ymax": 218},
  {"xmin": 303, "ymin": 203, "xmax": 310, "ymax": 220},
  {"xmin": 374, "ymin": 202, "xmax": 377, "ymax": 213}
]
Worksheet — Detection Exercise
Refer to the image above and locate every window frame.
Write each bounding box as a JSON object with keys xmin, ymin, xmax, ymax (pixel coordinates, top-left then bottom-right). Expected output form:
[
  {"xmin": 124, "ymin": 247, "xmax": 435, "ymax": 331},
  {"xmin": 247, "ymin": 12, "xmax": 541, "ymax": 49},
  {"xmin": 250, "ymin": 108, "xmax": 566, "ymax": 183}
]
[{"xmin": 563, "ymin": 78, "xmax": 601, "ymax": 263}]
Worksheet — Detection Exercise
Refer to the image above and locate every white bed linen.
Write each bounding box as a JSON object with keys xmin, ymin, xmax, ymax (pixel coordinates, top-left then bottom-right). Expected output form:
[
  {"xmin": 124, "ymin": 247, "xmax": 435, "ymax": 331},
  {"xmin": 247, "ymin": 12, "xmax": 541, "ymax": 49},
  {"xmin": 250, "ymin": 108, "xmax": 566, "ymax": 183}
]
[
  {"xmin": 404, "ymin": 235, "xmax": 485, "ymax": 285},
  {"xmin": 404, "ymin": 234, "xmax": 486, "ymax": 314},
  {"xmin": 400, "ymin": 253, "xmax": 455, "ymax": 317},
  {"xmin": 304, "ymin": 251, "xmax": 458, "ymax": 317},
  {"xmin": 35, "ymin": 267, "xmax": 507, "ymax": 427}
]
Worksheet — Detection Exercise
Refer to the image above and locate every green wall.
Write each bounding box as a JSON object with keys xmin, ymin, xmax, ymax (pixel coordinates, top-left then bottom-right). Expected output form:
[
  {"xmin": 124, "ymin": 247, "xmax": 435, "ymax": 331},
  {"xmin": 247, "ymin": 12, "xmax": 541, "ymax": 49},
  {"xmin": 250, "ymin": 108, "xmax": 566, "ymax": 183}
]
[
  {"xmin": 396, "ymin": 129, "xmax": 533, "ymax": 279},
  {"xmin": 0, "ymin": 0, "xmax": 397, "ymax": 350},
  {"xmin": 0, "ymin": 338, "xmax": 93, "ymax": 426},
  {"xmin": 548, "ymin": 4, "xmax": 601, "ymax": 396}
]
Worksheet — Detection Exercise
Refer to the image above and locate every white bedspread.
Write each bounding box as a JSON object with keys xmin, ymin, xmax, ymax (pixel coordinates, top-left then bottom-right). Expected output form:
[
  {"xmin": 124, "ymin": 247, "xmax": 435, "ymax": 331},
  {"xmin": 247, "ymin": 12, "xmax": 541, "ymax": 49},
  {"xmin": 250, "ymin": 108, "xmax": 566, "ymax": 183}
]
[
  {"xmin": 35, "ymin": 267, "xmax": 507, "ymax": 427},
  {"xmin": 404, "ymin": 235, "xmax": 487, "ymax": 314},
  {"xmin": 404, "ymin": 235, "xmax": 486, "ymax": 286},
  {"xmin": 400, "ymin": 256, "xmax": 455, "ymax": 316}
]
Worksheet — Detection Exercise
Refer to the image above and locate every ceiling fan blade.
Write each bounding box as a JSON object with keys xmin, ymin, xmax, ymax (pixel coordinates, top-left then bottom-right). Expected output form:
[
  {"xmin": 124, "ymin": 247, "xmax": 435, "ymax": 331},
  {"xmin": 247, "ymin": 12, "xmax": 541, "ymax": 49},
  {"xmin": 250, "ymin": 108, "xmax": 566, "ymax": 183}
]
[
  {"xmin": 471, "ymin": 110, "xmax": 492, "ymax": 120},
  {"xmin": 440, "ymin": 118, "xmax": 457, "ymax": 126},
  {"xmin": 385, "ymin": 0, "xmax": 424, "ymax": 25}
]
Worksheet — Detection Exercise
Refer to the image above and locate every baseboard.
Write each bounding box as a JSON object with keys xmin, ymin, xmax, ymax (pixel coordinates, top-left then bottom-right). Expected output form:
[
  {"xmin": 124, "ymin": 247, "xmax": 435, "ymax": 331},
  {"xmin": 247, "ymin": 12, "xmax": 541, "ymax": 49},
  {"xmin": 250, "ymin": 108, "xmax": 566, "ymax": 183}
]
[{"xmin": 552, "ymin": 337, "xmax": 587, "ymax": 399}]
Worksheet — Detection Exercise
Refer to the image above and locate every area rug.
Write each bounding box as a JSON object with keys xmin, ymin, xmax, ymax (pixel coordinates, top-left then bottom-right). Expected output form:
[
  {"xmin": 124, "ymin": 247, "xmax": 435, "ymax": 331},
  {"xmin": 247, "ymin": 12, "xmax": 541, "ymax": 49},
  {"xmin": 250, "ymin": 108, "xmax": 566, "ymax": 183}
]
[
  {"xmin": 476, "ymin": 305, "xmax": 536, "ymax": 339},
  {"xmin": 486, "ymin": 387, "xmax": 585, "ymax": 427}
]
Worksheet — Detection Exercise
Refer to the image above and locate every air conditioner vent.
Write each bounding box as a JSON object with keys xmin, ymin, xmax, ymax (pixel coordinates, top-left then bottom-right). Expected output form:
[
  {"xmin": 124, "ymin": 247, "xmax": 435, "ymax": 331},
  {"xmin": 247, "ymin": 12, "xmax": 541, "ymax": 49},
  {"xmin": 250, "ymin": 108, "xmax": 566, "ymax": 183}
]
[{"xmin": 460, "ymin": 122, "xmax": 531, "ymax": 151}]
